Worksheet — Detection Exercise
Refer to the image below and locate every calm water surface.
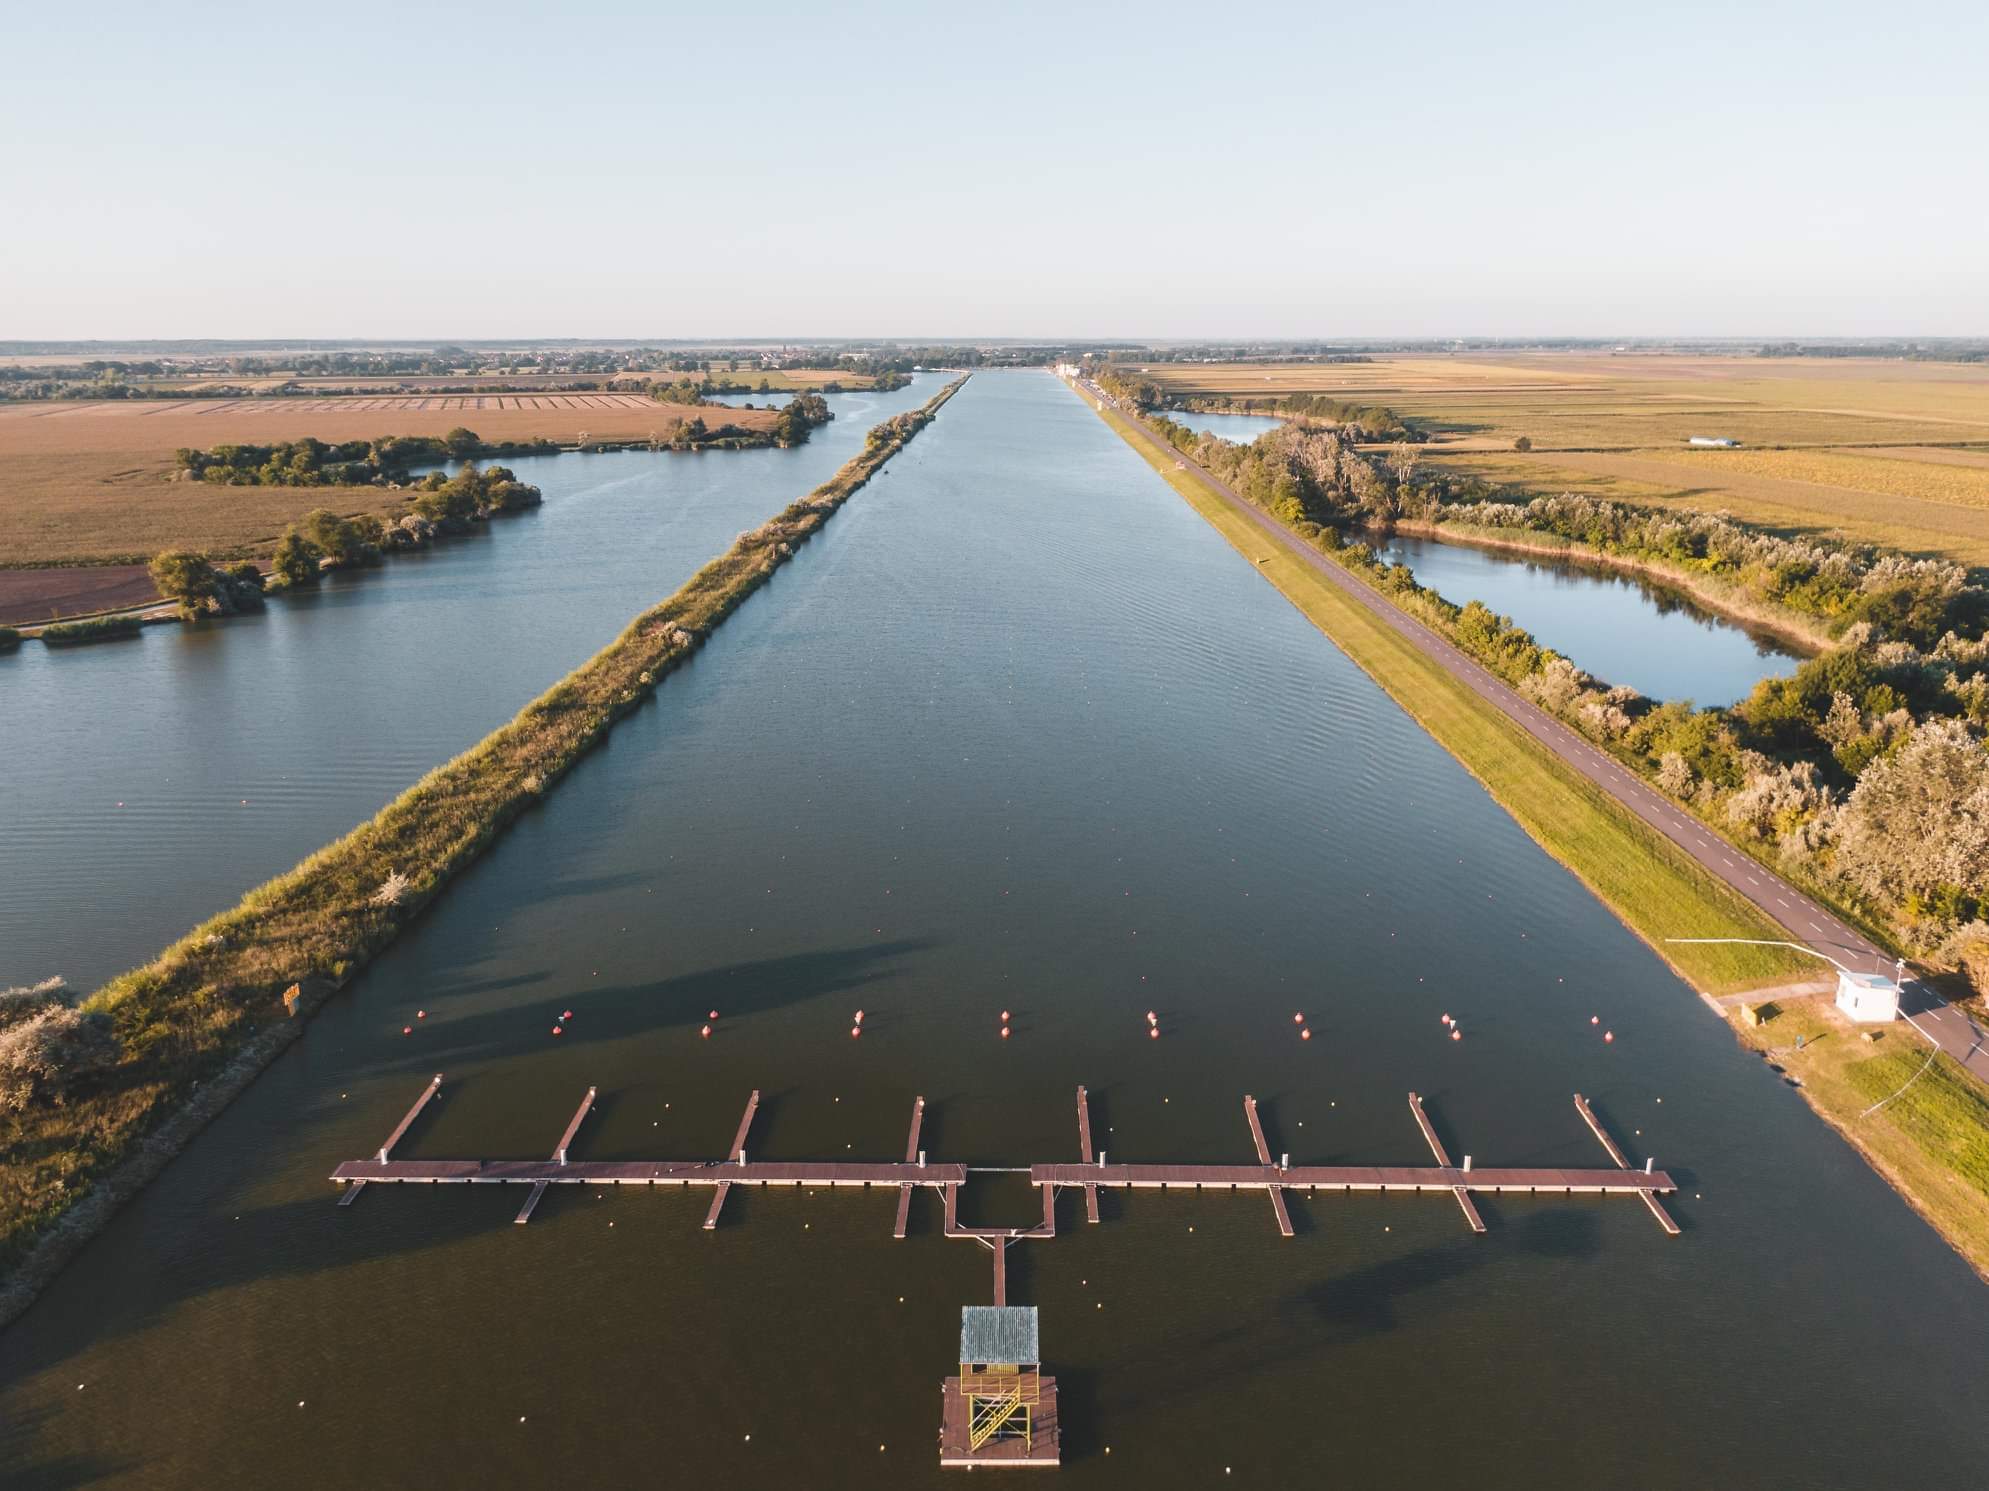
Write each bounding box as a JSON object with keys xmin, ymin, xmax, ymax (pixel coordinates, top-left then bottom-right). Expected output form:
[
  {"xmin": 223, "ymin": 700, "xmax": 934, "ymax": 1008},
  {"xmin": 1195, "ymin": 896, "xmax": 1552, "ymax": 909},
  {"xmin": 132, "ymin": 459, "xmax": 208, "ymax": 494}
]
[
  {"xmin": 2, "ymin": 374, "xmax": 1983, "ymax": 1489},
  {"xmin": 0, "ymin": 377, "xmax": 945, "ymax": 991},
  {"xmin": 1378, "ymin": 531, "xmax": 1803, "ymax": 705},
  {"xmin": 1165, "ymin": 409, "xmax": 1286, "ymax": 442}
]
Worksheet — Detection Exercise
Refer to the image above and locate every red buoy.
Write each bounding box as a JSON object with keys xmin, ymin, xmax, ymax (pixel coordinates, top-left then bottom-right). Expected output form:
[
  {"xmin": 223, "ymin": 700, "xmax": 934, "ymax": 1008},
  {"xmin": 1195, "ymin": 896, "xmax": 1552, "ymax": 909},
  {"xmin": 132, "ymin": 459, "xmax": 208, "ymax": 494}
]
[
  {"xmin": 700, "ymin": 1024, "xmax": 712, "ymax": 1039},
  {"xmin": 402, "ymin": 1026, "xmax": 412, "ymax": 1036},
  {"xmin": 1148, "ymin": 1027, "xmax": 1160, "ymax": 1040},
  {"xmin": 552, "ymin": 1026, "xmax": 563, "ymax": 1037},
  {"xmin": 1300, "ymin": 1028, "xmax": 1312, "ymax": 1041},
  {"xmin": 1604, "ymin": 1030, "xmax": 1615, "ymax": 1043},
  {"xmin": 1590, "ymin": 1015, "xmax": 1599, "ymax": 1025},
  {"xmin": 851, "ymin": 1026, "xmax": 861, "ymax": 1039},
  {"xmin": 1450, "ymin": 1028, "xmax": 1461, "ymax": 1041},
  {"xmin": 417, "ymin": 1010, "xmax": 426, "ymax": 1019},
  {"xmin": 708, "ymin": 1010, "xmax": 719, "ymax": 1021},
  {"xmin": 1442, "ymin": 1013, "xmax": 1452, "ymax": 1025},
  {"xmin": 1293, "ymin": 1012, "xmax": 1304, "ymax": 1024},
  {"xmin": 1001, "ymin": 1009, "xmax": 1011, "ymax": 1022},
  {"xmin": 1146, "ymin": 1010, "xmax": 1157, "ymax": 1024},
  {"xmin": 854, "ymin": 1010, "xmax": 864, "ymax": 1024},
  {"xmin": 1001, "ymin": 1026, "xmax": 1011, "ymax": 1040}
]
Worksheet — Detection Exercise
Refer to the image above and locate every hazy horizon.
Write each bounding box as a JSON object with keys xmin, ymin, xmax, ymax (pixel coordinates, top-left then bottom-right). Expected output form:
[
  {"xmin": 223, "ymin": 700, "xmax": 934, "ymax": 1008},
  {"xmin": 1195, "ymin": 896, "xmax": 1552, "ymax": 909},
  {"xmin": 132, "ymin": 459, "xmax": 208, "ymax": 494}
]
[{"xmin": 6, "ymin": 0, "xmax": 1985, "ymax": 340}]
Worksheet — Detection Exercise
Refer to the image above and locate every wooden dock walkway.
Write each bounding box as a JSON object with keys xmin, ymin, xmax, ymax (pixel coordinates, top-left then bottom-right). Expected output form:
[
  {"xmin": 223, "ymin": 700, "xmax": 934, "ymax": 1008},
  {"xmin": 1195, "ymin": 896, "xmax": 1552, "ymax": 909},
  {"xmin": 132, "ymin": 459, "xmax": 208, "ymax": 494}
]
[
  {"xmin": 1075, "ymin": 1087, "xmax": 1100, "ymax": 1224},
  {"xmin": 894, "ymin": 1095, "xmax": 925, "ymax": 1239},
  {"xmin": 343, "ymin": 1073, "xmax": 442, "ymax": 1207},
  {"xmin": 1574, "ymin": 1093, "xmax": 1680, "ymax": 1236},
  {"xmin": 335, "ymin": 1079, "xmax": 1678, "ymax": 1237},
  {"xmin": 1242, "ymin": 1096, "xmax": 1294, "ymax": 1237},
  {"xmin": 1407, "ymin": 1092, "xmax": 1486, "ymax": 1233}
]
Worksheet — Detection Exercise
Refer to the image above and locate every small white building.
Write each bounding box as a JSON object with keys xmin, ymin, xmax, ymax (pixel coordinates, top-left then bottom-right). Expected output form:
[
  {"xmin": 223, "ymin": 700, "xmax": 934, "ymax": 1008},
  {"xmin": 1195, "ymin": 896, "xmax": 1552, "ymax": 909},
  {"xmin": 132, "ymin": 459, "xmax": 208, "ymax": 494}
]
[
  {"xmin": 1688, "ymin": 435, "xmax": 1741, "ymax": 448},
  {"xmin": 1835, "ymin": 968, "xmax": 1900, "ymax": 1023}
]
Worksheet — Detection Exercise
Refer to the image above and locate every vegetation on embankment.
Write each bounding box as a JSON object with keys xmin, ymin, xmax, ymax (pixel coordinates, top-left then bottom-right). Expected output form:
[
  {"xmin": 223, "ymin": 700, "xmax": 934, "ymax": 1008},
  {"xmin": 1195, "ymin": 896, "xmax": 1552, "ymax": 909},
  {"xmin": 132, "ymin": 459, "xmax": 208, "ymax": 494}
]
[
  {"xmin": 38, "ymin": 616, "xmax": 144, "ymax": 646},
  {"xmin": 0, "ymin": 376, "xmax": 968, "ymax": 1311},
  {"xmin": 1085, "ymin": 390, "xmax": 1989, "ymax": 1281},
  {"xmin": 1127, "ymin": 403, "xmax": 1989, "ymax": 978},
  {"xmin": 0, "ymin": 625, "xmax": 19, "ymax": 653},
  {"xmin": 1728, "ymin": 994, "xmax": 1989, "ymax": 1281},
  {"xmin": 1084, "ymin": 395, "xmax": 1804, "ymax": 993}
]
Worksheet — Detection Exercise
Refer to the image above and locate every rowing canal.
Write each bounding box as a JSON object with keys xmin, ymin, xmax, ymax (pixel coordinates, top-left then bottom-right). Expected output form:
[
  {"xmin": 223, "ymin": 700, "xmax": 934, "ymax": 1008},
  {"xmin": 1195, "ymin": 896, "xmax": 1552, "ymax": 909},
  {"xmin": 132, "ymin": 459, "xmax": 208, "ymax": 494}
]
[
  {"xmin": 0, "ymin": 376, "xmax": 946, "ymax": 992},
  {"xmin": 3, "ymin": 373, "xmax": 1984, "ymax": 1488}
]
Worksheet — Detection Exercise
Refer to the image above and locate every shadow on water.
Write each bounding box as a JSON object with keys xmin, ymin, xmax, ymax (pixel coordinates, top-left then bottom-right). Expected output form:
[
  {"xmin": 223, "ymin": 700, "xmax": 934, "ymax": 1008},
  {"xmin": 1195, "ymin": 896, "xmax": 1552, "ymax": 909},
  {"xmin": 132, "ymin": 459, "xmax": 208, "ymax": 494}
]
[
  {"xmin": 2, "ymin": 1403, "xmax": 140, "ymax": 1491},
  {"xmin": 1093, "ymin": 1209, "xmax": 1603, "ymax": 1423},
  {"xmin": 357, "ymin": 939, "xmax": 936, "ymax": 1087}
]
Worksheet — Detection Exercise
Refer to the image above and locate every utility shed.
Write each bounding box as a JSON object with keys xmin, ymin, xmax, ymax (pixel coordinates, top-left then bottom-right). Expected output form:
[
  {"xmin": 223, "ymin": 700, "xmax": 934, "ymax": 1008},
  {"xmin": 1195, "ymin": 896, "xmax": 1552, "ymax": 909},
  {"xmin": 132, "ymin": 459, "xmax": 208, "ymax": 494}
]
[
  {"xmin": 1836, "ymin": 968, "xmax": 1900, "ymax": 1023},
  {"xmin": 961, "ymin": 1306, "xmax": 1039, "ymax": 1367}
]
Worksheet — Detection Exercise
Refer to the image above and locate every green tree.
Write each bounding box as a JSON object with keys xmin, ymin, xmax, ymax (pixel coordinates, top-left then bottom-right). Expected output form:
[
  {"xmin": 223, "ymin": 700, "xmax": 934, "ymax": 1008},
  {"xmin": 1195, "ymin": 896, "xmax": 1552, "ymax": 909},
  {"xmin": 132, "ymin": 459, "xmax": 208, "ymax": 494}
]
[
  {"xmin": 272, "ymin": 528, "xmax": 322, "ymax": 585},
  {"xmin": 443, "ymin": 426, "xmax": 481, "ymax": 459},
  {"xmin": 148, "ymin": 549, "xmax": 221, "ymax": 616}
]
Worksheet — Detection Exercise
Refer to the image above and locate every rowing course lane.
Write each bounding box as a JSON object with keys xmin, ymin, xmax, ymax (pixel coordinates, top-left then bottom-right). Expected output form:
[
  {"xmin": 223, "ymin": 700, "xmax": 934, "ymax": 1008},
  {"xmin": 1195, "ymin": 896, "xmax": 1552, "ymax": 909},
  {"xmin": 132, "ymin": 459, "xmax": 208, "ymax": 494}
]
[{"xmin": 1091, "ymin": 385, "xmax": 1989, "ymax": 1087}]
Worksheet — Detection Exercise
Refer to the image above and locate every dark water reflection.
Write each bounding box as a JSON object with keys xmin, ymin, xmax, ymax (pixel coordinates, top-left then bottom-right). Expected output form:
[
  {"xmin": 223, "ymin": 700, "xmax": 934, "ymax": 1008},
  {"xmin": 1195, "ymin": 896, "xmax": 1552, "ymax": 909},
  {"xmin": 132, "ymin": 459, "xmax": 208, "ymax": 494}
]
[{"xmin": 2, "ymin": 374, "xmax": 1982, "ymax": 1489}]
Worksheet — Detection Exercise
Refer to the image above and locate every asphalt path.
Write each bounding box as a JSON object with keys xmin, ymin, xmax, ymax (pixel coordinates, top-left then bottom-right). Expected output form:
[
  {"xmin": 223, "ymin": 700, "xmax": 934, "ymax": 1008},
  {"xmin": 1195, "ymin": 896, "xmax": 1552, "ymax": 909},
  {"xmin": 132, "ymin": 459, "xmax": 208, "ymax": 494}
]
[{"xmin": 1088, "ymin": 383, "xmax": 1989, "ymax": 1086}]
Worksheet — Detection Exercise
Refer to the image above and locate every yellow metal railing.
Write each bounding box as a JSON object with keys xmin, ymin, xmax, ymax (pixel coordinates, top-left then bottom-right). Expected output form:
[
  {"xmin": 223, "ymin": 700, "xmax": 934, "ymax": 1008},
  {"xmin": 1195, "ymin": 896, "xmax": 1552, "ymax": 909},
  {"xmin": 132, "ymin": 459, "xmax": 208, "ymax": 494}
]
[
  {"xmin": 959, "ymin": 1367, "xmax": 1040, "ymax": 1404},
  {"xmin": 968, "ymin": 1384, "xmax": 1025, "ymax": 1451}
]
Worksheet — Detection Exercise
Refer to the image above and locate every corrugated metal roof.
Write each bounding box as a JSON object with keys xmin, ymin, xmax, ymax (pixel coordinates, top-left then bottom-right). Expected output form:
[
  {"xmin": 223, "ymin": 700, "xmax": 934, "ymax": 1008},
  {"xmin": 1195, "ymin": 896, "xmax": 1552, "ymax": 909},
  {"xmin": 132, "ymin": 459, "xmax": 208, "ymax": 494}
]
[{"xmin": 960, "ymin": 1306, "xmax": 1039, "ymax": 1365}]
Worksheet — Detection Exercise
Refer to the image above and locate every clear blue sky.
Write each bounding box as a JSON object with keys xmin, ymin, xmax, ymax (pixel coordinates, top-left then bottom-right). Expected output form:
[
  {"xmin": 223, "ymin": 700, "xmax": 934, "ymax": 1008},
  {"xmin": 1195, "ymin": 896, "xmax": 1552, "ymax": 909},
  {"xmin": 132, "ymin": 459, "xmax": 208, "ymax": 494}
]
[{"xmin": 4, "ymin": 0, "xmax": 1983, "ymax": 340}]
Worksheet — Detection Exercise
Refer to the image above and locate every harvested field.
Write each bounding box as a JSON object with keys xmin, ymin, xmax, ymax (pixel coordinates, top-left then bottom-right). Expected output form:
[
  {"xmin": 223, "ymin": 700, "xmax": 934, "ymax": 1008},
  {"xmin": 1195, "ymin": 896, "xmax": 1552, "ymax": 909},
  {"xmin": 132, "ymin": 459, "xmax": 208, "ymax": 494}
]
[
  {"xmin": 1423, "ymin": 449, "xmax": 1989, "ymax": 568},
  {"xmin": 1134, "ymin": 354, "xmax": 1989, "ymax": 568},
  {"xmin": 1137, "ymin": 354, "xmax": 1989, "ymax": 450},
  {"xmin": 0, "ymin": 565, "xmax": 162, "ymax": 626},
  {"xmin": 0, "ymin": 396, "xmax": 773, "ymax": 566}
]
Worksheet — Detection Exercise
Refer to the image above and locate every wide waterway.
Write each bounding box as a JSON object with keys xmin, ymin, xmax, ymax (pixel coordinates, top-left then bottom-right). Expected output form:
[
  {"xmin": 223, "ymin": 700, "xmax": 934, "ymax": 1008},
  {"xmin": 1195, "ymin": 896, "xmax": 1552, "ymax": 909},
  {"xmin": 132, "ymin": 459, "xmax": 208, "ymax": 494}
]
[
  {"xmin": 0, "ymin": 376, "xmax": 946, "ymax": 993},
  {"xmin": 3, "ymin": 372, "xmax": 1984, "ymax": 1488},
  {"xmin": 1377, "ymin": 530, "xmax": 1803, "ymax": 706}
]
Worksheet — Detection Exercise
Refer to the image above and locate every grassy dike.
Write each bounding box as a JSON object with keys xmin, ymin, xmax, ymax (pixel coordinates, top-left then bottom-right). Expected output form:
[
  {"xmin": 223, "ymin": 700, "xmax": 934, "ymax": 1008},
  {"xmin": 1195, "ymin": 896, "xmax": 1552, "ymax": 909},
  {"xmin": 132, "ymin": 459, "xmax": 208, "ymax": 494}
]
[
  {"xmin": 1083, "ymin": 390, "xmax": 1989, "ymax": 1279},
  {"xmin": 0, "ymin": 377, "xmax": 968, "ymax": 1316}
]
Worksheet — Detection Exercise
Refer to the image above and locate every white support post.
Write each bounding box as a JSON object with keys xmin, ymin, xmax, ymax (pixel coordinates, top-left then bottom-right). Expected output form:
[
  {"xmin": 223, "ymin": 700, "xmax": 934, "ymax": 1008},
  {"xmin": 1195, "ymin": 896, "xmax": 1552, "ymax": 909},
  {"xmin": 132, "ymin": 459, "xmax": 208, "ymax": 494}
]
[{"xmin": 1463, "ymin": 1155, "xmax": 1472, "ymax": 1173}]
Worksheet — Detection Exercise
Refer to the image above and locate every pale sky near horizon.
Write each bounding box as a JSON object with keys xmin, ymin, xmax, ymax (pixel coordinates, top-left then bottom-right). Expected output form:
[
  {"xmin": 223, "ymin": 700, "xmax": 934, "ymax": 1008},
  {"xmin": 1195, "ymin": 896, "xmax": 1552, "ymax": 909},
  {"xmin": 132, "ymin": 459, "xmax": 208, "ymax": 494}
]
[{"xmin": 3, "ymin": 0, "xmax": 1984, "ymax": 341}]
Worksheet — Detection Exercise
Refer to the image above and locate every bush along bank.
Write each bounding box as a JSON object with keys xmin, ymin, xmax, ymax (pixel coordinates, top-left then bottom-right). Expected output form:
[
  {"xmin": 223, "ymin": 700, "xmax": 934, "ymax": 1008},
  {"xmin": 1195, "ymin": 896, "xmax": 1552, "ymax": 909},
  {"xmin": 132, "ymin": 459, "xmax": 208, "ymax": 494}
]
[
  {"xmin": 1127, "ymin": 409, "xmax": 1989, "ymax": 988},
  {"xmin": 0, "ymin": 375, "xmax": 967, "ymax": 1311}
]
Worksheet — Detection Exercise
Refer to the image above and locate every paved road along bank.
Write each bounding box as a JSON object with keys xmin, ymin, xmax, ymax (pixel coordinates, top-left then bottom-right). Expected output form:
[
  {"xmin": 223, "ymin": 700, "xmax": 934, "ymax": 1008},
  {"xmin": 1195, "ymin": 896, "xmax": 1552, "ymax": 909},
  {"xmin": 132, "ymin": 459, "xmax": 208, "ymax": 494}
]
[{"xmin": 1089, "ymin": 384, "xmax": 1989, "ymax": 1087}]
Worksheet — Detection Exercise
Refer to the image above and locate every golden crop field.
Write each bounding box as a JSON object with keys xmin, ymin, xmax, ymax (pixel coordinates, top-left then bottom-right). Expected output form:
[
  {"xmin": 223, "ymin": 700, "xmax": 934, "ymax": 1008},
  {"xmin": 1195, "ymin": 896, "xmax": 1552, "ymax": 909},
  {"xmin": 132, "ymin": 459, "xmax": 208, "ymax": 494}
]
[
  {"xmin": 1136, "ymin": 354, "xmax": 1989, "ymax": 566},
  {"xmin": 0, "ymin": 395, "xmax": 771, "ymax": 568}
]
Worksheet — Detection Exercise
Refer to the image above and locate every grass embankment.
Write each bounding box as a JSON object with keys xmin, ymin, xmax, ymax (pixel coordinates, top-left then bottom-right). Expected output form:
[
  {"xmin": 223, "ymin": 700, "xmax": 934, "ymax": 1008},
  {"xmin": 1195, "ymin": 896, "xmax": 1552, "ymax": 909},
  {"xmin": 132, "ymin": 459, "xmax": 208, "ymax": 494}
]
[
  {"xmin": 0, "ymin": 376, "xmax": 968, "ymax": 1312},
  {"xmin": 1084, "ymin": 390, "xmax": 1989, "ymax": 1280},
  {"xmin": 1088, "ymin": 394, "xmax": 1801, "ymax": 992},
  {"xmin": 1730, "ymin": 999, "xmax": 1989, "ymax": 1278}
]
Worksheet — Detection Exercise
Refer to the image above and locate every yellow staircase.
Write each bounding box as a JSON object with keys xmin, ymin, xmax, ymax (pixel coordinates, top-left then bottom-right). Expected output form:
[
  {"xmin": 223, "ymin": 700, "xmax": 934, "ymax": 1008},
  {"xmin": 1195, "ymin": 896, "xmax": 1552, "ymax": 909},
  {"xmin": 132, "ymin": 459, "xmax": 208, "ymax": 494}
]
[{"xmin": 968, "ymin": 1380, "xmax": 1026, "ymax": 1451}]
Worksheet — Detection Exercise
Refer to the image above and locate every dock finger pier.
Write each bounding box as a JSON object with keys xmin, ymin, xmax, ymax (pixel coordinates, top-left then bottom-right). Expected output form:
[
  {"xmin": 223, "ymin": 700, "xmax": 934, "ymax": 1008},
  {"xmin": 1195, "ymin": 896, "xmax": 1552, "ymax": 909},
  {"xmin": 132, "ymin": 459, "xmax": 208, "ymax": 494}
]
[{"xmin": 334, "ymin": 1079, "xmax": 1678, "ymax": 1469}]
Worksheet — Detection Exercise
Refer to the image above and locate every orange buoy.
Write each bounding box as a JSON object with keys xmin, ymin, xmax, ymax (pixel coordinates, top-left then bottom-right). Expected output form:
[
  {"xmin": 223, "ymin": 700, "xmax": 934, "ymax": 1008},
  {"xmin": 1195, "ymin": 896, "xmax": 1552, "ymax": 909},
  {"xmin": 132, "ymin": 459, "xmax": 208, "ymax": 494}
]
[
  {"xmin": 851, "ymin": 1026, "xmax": 861, "ymax": 1039},
  {"xmin": 1442, "ymin": 1013, "xmax": 1452, "ymax": 1025},
  {"xmin": 1604, "ymin": 1030, "xmax": 1615, "ymax": 1043},
  {"xmin": 700, "ymin": 1024, "xmax": 712, "ymax": 1039},
  {"xmin": 1450, "ymin": 1028, "xmax": 1461, "ymax": 1041},
  {"xmin": 1293, "ymin": 1012, "xmax": 1304, "ymax": 1024},
  {"xmin": 1001, "ymin": 1026, "xmax": 1011, "ymax": 1040},
  {"xmin": 1148, "ymin": 1027, "xmax": 1160, "ymax": 1040},
  {"xmin": 1300, "ymin": 1028, "xmax": 1312, "ymax": 1041},
  {"xmin": 1590, "ymin": 1015, "xmax": 1599, "ymax": 1025},
  {"xmin": 1001, "ymin": 1009, "xmax": 1011, "ymax": 1021}
]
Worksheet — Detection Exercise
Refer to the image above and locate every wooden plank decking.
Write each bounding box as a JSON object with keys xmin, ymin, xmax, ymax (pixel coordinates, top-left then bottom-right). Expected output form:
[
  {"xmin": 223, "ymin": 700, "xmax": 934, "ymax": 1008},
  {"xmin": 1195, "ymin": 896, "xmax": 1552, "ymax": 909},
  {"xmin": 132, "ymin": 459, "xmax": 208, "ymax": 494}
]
[
  {"xmin": 1574, "ymin": 1093, "xmax": 1681, "ymax": 1236},
  {"xmin": 1075, "ymin": 1087, "xmax": 1100, "ymax": 1225},
  {"xmin": 1408, "ymin": 1092, "xmax": 1486, "ymax": 1233},
  {"xmin": 1242, "ymin": 1095, "xmax": 1294, "ymax": 1237},
  {"xmin": 895, "ymin": 1095, "xmax": 926, "ymax": 1239},
  {"xmin": 939, "ymin": 1374, "xmax": 1060, "ymax": 1468},
  {"xmin": 1029, "ymin": 1162, "xmax": 1673, "ymax": 1194}
]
